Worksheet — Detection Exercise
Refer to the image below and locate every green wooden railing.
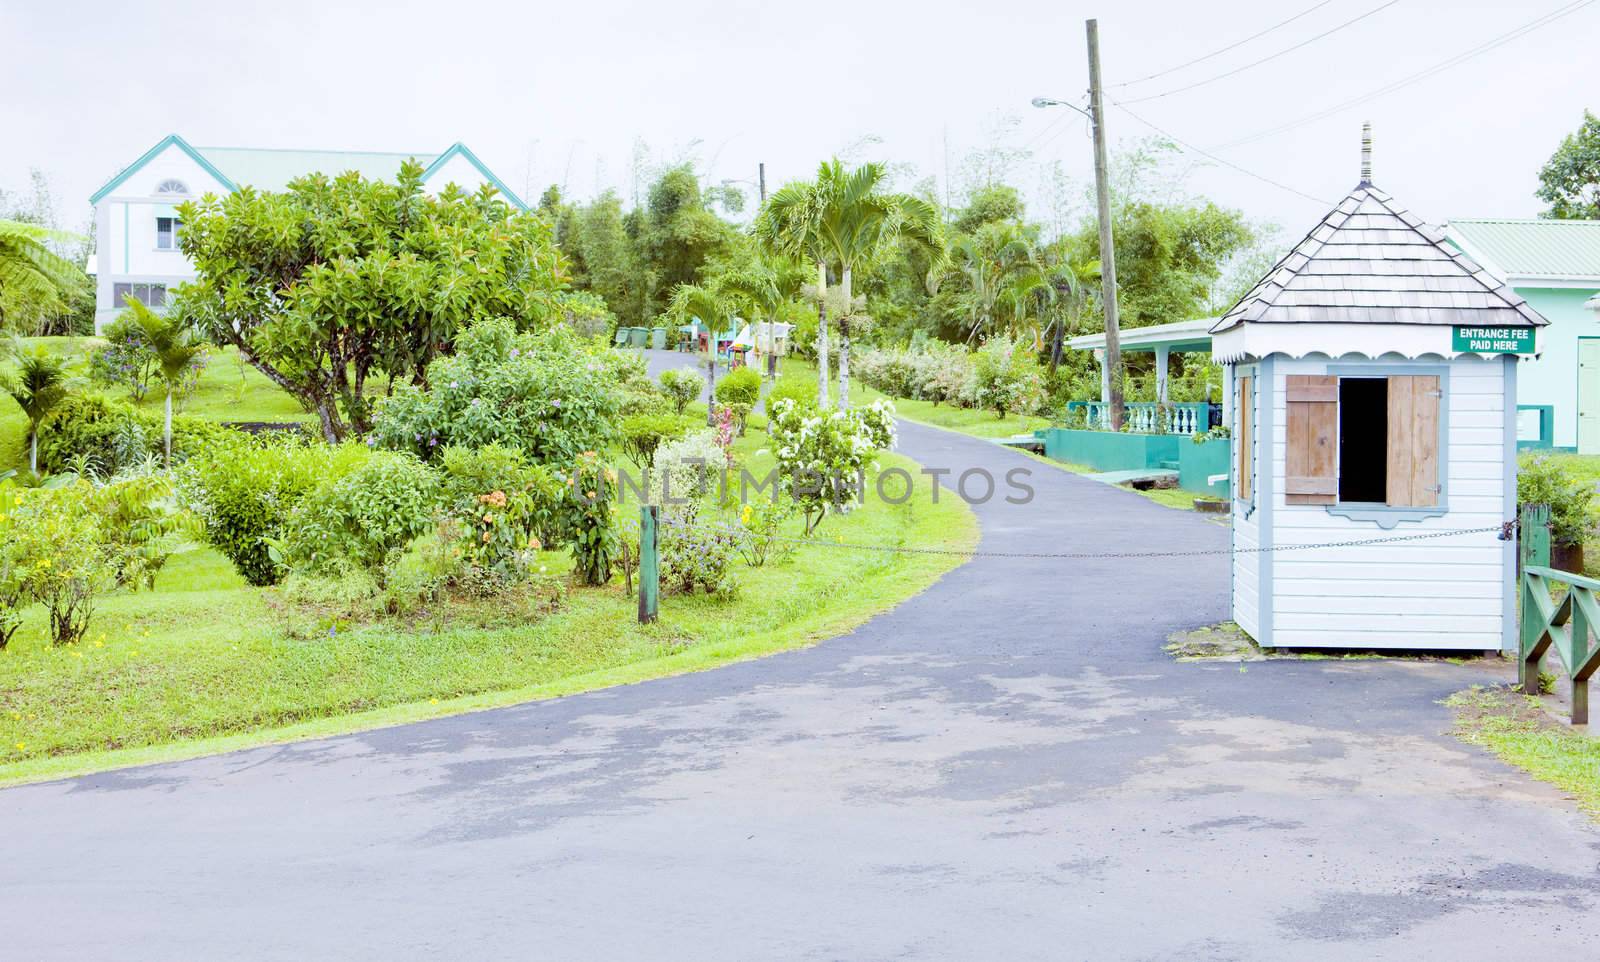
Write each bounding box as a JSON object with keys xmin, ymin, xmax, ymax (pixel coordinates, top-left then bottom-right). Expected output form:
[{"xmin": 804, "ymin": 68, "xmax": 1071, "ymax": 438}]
[{"xmin": 1519, "ymin": 503, "xmax": 1600, "ymax": 724}]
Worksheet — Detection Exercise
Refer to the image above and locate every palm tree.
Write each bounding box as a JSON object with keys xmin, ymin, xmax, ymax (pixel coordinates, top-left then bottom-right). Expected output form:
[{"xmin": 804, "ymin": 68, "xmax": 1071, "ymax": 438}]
[
  {"xmin": 0, "ymin": 220, "xmax": 88, "ymax": 333},
  {"xmin": 810, "ymin": 161, "xmax": 944, "ymax": 409},
  {"xmin": 713, "ymin": 256, "xmax": 808, "ymax": 382},
  {"xmin": 954, "ymin": 221, "xmax": 1034, "ymax": 343},
  {"xmin": 124, "ymin": 296, "xmax": 201, "ymax": 465},
  {"xmin": 2, "ymin": 347, "xmax": 69, "ymax": 474},
  {"xmin": 753, "ymin": 178, "xmax": 833, "ymax": 408},
  {"xmin": 1008, "ymin": 242, "xmax": 1100, "ymax": 376},
  {"xmin": 666, "ymin": 283, "xmax": 736, "ymax": 426}
]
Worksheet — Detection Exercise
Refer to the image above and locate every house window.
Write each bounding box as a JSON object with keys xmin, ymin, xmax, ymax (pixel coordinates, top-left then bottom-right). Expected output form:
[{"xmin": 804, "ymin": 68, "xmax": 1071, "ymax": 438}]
[
  {"xmin": 1286, "ymin": 373, "xmax": 1441, "ymax": 508},
  {"xmin": 112, "ymin": 283, "xmax": 167, "ymax": 309},
  {"xmin": 156, "ymin": 216, "xmax": 181, "ymax": 250}
]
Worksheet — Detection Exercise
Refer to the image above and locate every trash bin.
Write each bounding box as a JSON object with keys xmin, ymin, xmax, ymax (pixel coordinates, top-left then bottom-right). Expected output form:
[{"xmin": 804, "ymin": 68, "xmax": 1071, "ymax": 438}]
[
  {"xmin": 628, "ymin": 327, "xmax": 648, "ymax": 347},
  {"xmin": 650, "ymin": 327, "xmax": 667, "ymax": 350},
  {"xmin": 613, "ymin": 329, "xmax": 628, "ymax": 347}
]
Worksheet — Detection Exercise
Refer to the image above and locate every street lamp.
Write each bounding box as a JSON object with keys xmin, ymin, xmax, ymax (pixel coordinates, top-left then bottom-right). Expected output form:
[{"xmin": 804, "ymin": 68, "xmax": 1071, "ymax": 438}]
[{"xmin": 1034, "ymin": 57, "xmax": 1124, "ymax": 431}]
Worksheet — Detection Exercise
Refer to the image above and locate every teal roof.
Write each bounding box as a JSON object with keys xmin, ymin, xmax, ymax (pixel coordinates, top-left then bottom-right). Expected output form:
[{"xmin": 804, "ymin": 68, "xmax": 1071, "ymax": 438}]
[
  {"xmin": 1445, "ymin": 218, "xmax": 1600, "ymax": 280},
  {"xmin": 194, "ymin": 146, "xmax": 438, "ymax": 192},
  {"xmin": 90, "ymin": 134, "xmax": 527, "ymax": 210}
]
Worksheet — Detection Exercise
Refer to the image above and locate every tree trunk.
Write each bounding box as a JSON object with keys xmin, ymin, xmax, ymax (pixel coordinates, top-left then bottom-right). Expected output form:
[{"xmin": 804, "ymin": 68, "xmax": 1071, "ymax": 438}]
[
  {"xmin": 29, "ymin": 430, "xmax": 37, "ymax": 475},
  {"xmin": 1049, "ymin": 314, "xmax": 1065, "ymax": 376},
  {"xmin": 838, "ymin": 266, "xmax": 853, "ymax": 410},
  {"xmin": 164, "ymin": 388, "xmax": 173, "ymax": 466},
  {"xmin": 815, "ymin": 261, "xmax": 830, "ymax": 410},
  {"xmin": 315, "ymin": 403, "xmax": 341, "ymax": 444}
]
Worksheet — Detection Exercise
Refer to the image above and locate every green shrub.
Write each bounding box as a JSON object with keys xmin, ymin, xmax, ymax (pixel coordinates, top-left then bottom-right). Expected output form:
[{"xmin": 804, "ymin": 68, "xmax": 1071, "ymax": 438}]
[
  {"xmin": 765, "ymin": 376, "xmax": 818, "ymax": 418},
  {"xmin": 560, "ymin": 451, "xmax": 618, "ymax": 586},
  {"xmin": 1518, "ymin": 453, "xmax": 1600, "ymax": 547},
  {"xmin": 715, "ymin": 367, "xmax": 762, "ymax": 407},
  {"xmin": 282, "ymin": 451, "xmax": 442, "ymax": 581},
  {"xmin": 370, "ymin": 318, "xmax": 621, "ymax": 467},
  {"xmin": 38, "ymin": 393, "xmax": 230, "ymax": 477},
  {"xmin": 182, "ymin": 437, "xmax": 371, "ymax": 586},
  {"xmin": 438, "ymin": 443, "xmax": 562, "ymax": 584},
  {"xmin": 661, "ymin": 517, "xmax": 738, "ymax": 596},
  {"xmin": 658, "ymin": 368, "xmax": 705, "ymax": 415},
  {"xmin": 620, "ymin": 413, "xmax": 690, "ymax": 469}
]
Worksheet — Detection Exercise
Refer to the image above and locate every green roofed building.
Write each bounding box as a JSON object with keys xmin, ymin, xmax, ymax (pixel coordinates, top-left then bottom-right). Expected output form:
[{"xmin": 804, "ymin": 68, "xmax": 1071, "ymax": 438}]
[
  {"xmin": 1444, "ymin": 218, "xmax": 1600, "ymax": 451},
  {"xmin": 87, "ymin": 133, "xmax": 528, "ymax": 332}
]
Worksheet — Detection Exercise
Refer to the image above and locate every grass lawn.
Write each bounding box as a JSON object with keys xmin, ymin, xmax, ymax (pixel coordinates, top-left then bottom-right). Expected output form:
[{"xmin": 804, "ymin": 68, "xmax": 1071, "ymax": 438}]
[
  {"xmin": 774, "ymin": 358, "xmax": 1052, "ymax": 439},
  {"xmin": 0, "ymin": 420, "xmax": 977, "ymax": 785},
  {"xmin": 2, "ymin": 336, "xmax": 317, "ymax": 472},
  {"xmin": 1445, "ymin": 685, "xmax": 1600, "ymax": 818}
]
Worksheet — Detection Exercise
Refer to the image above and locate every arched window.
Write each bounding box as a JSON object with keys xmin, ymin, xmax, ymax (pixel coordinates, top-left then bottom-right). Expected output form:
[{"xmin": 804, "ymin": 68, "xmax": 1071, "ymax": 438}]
[{"xmin": 155, "ymin": 179, "xmax": 189, "ymax": 195}]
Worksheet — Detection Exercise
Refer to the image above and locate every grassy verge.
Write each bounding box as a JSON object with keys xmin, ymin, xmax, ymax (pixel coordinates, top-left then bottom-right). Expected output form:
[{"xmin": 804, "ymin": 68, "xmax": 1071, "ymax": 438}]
[
  {"xmin": 774, "ymin": 358, "xmax": 1050, "ymax": 439},
  {"xmin": 0, "ymin": 426, "xmax": 976, "ymax": 784},
  {"xmin": 1445, "ymin": 685, "xmax": 1600, "ymax": 818}
]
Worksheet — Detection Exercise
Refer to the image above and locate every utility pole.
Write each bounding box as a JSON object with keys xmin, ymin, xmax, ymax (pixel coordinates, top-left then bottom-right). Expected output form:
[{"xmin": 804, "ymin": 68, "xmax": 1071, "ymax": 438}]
[{"xmin": 1086, "ymin": 18, "xmax": 1124, "ymax": 431}]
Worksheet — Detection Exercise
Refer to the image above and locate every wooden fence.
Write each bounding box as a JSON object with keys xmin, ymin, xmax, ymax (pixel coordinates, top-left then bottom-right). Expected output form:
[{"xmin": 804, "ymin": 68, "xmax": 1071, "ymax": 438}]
[{"xmin": 1519, "ymin": 503, "xmax": 1600, "ymax": 724}]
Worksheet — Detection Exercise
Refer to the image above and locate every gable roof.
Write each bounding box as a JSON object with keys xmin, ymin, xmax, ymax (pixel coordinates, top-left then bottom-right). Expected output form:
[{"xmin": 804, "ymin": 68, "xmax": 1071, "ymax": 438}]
[
  {"xmin": 193, "ymin": 145, "xmax": 438, "ymax": 193},
  {"xmin": 90, "ymin": 134, "xmax": 527, "ymax": 210},
  {"xmin": 88, "ymin": 134, "xmax": 237, "ymax": 204},
  {"xmin": 1444, "ymin": 218, "xmax": 1600, "ymax": 281},
  {"xmin": 1212, "ymin": 183, "xmax": 1547, "ymax": 333}
]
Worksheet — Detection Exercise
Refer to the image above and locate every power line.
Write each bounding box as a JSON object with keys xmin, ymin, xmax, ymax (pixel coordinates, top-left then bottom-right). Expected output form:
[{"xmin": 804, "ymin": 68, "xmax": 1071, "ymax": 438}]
[
  {"xmin": 1111, "ymin": 101, "xmax": 1337, "ymax": 206},
  {"xmin": 1111, "ymin": 0, "xmax": 1338, "ymax": 88},
  {"xmin": 1120, "ymin": 0, "xmax": 1403, "ymax": 105},
  {"xmin": 1210, "ymin": 0, "xmax": 1598, "ymax": 151}
]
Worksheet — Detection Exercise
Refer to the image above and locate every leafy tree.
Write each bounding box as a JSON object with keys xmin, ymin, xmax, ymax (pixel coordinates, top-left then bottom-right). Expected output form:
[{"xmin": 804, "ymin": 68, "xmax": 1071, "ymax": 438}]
[
  {"xmin": 176, "ymin": 162, "xmax": 567, "ymax": 441},
  {"xmin": 0, "ymin": 219, "xmax": 88, "ymax": 335},
  {"xmin": 1074, "ymin": 200, "xmax": 1253, "ymax": 330},
  {"xmin": 754, "ymin": 177, "xmax": 835, "ymax": 408},
  {"xmin": 2, "ymin": 346, "xmax": 69, "ymax": 473},
  {"xmin": 632, "ymin": 166, "xmax": 739, "ymax": 324},
  {"xmin": 123, "ymin": 296, "xmax": 203, "ymax": 465},
  {"xmin": 1537, "ymin": 110, "xmax": 1600, "ymax": 220},
  {"xmin": 951, "ymin": 220, "xmax": 1037, "ymax": 342},
  {"xmin": 666, "ymin": 283, "xmax": 736, "ymax": 424}
]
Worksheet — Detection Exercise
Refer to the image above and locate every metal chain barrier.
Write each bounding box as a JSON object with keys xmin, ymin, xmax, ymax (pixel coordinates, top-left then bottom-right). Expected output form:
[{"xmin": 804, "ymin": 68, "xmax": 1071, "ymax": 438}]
[{"xmin": 656, "ymin": 516, "xmax": 1510, "ymax": 561}]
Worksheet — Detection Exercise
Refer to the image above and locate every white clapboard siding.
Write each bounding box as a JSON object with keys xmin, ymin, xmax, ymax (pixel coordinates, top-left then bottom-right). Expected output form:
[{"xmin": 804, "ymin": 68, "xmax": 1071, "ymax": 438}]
[
  {"xmin": 1231, "ymin": 381, "xmax": 1263, "ymax": 638},
  {"xmin": 1262, "ymin": 355, "xmax": 1508, "ymax": 650}
]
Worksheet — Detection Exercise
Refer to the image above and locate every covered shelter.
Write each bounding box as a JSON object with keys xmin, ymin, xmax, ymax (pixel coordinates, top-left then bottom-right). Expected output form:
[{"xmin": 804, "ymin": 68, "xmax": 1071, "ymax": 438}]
[
  {"xmin": 1066, "ymin": 317, "xmax": 1221, "ymax": 434},
  {"xmin": 1215, "ymin": 138, "xmax": 1546, "ymax": 651}
]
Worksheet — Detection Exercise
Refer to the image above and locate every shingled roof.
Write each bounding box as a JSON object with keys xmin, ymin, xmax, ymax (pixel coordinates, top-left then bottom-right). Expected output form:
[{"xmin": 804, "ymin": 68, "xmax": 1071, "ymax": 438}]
[{"xmin": 1211, "ymin": 183, "xmax": 1547, "ymax": 333}]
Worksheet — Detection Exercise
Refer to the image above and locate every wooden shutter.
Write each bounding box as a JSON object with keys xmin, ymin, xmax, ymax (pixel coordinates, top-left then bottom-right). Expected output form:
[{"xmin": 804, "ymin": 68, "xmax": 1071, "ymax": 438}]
[
  {"xmin": 1386, "ymin": 375, "xmax": 1441, "ymax": 507},
  {"xmin": 1236, "ymin": 375, "xmax": 1253, "ymax": 501},
  {"xmin": 1286, "ymin": 375, "xmax": 1338, "ymax": 505}
]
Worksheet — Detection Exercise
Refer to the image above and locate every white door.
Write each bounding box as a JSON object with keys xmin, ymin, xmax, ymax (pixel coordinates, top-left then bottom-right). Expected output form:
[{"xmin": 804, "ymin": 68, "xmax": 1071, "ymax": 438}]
[{"xmin": 1581, "ymin": 340, "xmax": 1600, "ymax": 454}]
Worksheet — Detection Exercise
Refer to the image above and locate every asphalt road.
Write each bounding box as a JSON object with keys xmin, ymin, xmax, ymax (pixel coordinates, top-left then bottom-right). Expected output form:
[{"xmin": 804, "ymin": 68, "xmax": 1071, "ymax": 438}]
[{"xmin": 3, "ymin": 365, "xmax": 1598, "ymax": 959}]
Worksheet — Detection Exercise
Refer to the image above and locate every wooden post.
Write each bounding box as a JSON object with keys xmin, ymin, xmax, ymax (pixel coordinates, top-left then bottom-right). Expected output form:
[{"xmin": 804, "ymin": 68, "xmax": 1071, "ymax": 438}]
[
  {"xmin": 1520, "ymin": 503, "xmax": 1551, "ymax": 694},
  {"xmin": 638, "ymin": 505, "xmax": 659, "ymax": 624}
]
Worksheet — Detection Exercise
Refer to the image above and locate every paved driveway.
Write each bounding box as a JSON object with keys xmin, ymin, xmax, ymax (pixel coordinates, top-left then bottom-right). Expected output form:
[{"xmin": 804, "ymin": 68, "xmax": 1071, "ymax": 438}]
[{"xmin": 3, "ymin": 387, "xmax": 1599, "ymax": 959}]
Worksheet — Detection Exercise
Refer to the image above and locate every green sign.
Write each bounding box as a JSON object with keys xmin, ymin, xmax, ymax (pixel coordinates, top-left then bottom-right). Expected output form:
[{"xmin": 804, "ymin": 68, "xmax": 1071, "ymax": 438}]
[{"xmin": 1452, "ymin": 325, "xmax": 1536, "ymax": 354}]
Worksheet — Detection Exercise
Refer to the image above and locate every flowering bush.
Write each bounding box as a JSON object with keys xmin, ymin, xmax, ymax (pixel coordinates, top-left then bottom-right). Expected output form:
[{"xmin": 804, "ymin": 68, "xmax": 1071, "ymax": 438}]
[
  {"xmin": 653, "ymin": 429, "xmax": 729, "ymax": 505},
  {"xmin": 767, "ymin": 397, "xmax": 898, "ymax": 534},
  {"xmin": 438, "ymin": 444, "xmax": 563, "ymax": 585},
  {"xmin": 853, "ymin": 340, "xmax": 977, "ymax": 408},
  {"xmin": 972, "ymin": 334, "xmax": 1046, "ymax": 419},
  {"xmin": 370, "ymin": 318, "xmax": 620, "ymax": 467},
  {"xmin": 89, "ymin": 313, "xmax": 208, "ymax": 403},
  {"xmin": 0, "ymin": 477, "xmax": 183, "ymax": 646},
  {"xmin": 660, "ymin": 516, "xmax": 738, "ymax": 595},
  {"xmin": 735, "ymin": 497, "xmax": 795, "ymax": 567}
]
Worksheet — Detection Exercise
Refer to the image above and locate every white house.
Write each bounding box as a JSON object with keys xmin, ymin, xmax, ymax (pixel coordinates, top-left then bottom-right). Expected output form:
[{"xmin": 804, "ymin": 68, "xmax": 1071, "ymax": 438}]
[
  {"xmin": 87, "ymin": 134, "xmax": 527, "ymax": 331},
  {"xmin": 1215, "ymin": 145, "xmax": 1546, "ymax": 652}
]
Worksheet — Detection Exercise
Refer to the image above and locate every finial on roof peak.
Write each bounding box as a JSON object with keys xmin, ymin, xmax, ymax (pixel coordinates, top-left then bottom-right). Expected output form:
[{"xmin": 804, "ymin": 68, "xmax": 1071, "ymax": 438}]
[{"xmin": 1359, "ymin": 123, "xmax": 1373, "ymax": 187}]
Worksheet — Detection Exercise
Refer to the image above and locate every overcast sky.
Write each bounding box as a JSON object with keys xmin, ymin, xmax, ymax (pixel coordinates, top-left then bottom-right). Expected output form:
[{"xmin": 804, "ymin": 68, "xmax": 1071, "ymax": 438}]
[{"xmin": 4, "ymin": 0, "xmax": 1594, "ymax": 241}]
